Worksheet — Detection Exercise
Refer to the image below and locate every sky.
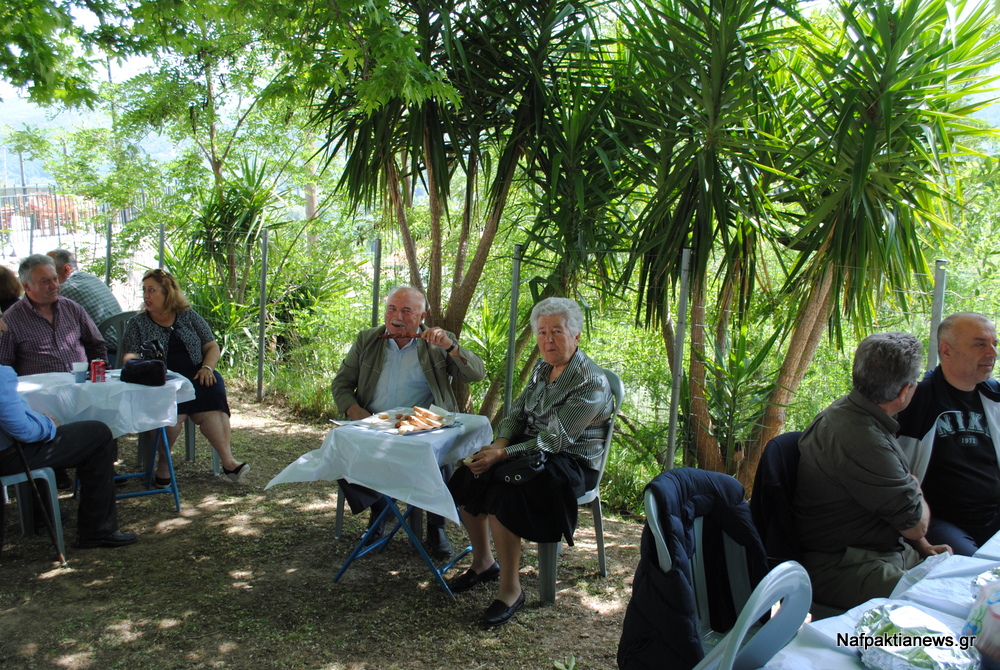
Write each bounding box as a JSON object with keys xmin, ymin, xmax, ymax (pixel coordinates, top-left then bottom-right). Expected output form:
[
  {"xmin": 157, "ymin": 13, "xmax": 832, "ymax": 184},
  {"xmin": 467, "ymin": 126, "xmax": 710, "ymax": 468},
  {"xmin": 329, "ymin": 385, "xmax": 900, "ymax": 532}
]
[{"xmin": 2, "ymin": 27, "xmax": 1000, "ymax": 188}]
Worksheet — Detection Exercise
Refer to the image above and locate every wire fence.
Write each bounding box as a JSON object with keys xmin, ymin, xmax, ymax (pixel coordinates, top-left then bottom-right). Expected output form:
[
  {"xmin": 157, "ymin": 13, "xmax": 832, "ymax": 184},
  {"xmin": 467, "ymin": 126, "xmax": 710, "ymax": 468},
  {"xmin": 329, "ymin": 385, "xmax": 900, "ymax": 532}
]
[{"xmin": 5, "ymin": 183, "xmax": 997, "ymax": 474}]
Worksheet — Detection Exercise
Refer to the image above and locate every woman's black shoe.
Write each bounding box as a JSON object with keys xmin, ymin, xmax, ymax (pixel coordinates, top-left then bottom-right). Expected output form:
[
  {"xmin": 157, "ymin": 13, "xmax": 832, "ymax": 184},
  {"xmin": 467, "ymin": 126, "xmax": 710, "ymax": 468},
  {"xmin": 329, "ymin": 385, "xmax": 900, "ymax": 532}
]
[
  {"xmin": 480, "ymin": 591, "xmax": 525, "ymax": 628},
  {"xmin": 449, "ymin": 561, "xmax": 500, "ymax": 593}
]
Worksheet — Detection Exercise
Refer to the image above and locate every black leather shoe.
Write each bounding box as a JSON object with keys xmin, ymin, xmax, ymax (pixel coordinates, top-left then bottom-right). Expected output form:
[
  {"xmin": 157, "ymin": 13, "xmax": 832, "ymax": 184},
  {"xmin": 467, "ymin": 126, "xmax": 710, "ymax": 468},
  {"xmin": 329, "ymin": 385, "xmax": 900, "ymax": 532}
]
[
  {"xmin": 33, "ymin": 509, "xmax": 68, "ymax": 535},
  {"xmin": 77, "ymin": 531, "xmax": 139, "ymax": 549},
  {"xmin": 55, "ymin": 468, "xmax": 73, "ymax": 491},
  {"xmin": 480, "ymin": 591, "xmax": 525, "ymax": 628},
  {"xmin": 363, "ymin": 515, "xmax": 387, "ymax": 547},
  {"xmin": 426, "ymin": 526, "xmax": 453, "ymax": 558},
  {"xmin": 449, "ymin": 561, "xmax": 500, "ymax": 593}
]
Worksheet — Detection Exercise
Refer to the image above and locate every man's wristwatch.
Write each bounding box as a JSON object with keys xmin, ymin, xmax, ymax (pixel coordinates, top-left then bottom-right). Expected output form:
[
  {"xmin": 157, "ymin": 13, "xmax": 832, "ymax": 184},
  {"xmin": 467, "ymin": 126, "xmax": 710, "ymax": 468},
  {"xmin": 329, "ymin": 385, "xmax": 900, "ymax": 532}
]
[{"xmin": 445, "ymin": 341, "xmax": 457, "ymax": 353}]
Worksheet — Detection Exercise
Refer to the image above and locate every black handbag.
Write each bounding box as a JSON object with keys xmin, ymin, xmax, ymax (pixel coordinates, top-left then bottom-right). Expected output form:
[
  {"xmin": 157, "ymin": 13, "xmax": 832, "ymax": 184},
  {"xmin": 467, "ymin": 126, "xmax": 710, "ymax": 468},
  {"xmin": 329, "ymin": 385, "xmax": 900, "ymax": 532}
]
[
  {"xmin": 493, "ymin": 451, "xmax": 548, "ymax": 485},
  {"xmin": 120, "ymin": 358, "xmax": 167, "ymax": 386},
  {"xmin": 138, "ymin": 339, "xmax": 166, "ymax": 361}
]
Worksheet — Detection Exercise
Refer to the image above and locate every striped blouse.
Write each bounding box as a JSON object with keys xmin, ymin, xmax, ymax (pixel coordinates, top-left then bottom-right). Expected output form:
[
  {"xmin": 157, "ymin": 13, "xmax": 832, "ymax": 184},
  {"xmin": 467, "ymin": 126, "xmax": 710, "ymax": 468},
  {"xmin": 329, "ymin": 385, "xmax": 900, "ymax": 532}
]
[{"xmin": 499, "ymin": 349, "xmax": 613, "ymax": 471}]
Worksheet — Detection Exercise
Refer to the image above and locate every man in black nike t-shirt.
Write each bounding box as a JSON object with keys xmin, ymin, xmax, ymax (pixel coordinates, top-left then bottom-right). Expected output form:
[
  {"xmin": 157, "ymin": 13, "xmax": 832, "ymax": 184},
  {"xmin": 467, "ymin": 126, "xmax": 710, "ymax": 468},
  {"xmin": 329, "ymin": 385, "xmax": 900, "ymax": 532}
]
[{"xmin": 897, "ymin": 312, "xmax": 1000, "ymax": 555}]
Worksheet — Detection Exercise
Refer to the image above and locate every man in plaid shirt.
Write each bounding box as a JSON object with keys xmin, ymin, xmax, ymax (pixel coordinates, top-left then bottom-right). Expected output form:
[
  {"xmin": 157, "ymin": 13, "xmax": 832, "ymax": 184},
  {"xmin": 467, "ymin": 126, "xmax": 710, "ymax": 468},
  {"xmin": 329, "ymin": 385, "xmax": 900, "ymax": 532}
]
[
  {"xmin": 47, "ymin": 249, "xmax": 122, "ymax": 350},
  {"xmin": 0, "ymin": 254, "xmax": 107, "ymax": 376}
]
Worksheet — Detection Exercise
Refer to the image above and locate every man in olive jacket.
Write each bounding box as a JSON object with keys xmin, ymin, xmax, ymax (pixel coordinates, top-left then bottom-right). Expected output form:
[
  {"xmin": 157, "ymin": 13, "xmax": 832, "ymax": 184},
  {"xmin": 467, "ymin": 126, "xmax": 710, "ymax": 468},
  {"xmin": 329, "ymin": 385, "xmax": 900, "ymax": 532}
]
[{"xmin": 331, "ymin": 286, "xmax": 485, "ymax": 557}]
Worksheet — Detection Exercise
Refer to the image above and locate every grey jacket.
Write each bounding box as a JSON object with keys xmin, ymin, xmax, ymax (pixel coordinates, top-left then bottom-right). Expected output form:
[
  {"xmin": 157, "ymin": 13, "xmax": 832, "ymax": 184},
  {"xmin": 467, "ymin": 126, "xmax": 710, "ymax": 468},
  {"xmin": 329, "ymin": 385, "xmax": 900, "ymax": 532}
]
[{"xmin": 330, "ymin": 326, "xmax": 485, "ymax": 415}]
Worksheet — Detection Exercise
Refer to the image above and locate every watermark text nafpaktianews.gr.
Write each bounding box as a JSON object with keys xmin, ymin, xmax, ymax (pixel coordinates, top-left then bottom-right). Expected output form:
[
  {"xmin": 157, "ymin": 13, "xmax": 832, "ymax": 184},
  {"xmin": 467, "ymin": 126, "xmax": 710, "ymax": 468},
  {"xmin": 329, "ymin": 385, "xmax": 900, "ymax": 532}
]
[{"xmin": 837, "ymin": 633, "xmax": 977, "ymax": 651}]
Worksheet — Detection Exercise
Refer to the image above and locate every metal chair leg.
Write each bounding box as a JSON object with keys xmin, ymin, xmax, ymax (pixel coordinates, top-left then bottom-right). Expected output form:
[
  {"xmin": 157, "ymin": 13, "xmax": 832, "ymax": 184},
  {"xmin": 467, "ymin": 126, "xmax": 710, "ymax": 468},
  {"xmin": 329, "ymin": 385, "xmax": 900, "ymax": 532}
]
[
  {"xmin": 538, "ymin": 541, "xmax": 561, "ymax": 605},
  {"xmin": 11, "ymin": 443, "xmax": 67, "ymax": 565}
]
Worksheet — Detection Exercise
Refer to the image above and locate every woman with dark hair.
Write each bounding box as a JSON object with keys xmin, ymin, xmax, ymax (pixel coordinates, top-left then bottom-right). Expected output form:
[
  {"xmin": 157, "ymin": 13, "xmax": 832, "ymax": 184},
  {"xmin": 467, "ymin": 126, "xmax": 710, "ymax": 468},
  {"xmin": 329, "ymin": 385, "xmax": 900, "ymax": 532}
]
[
  {"xmin": 0, "ymin": 265, "xmax": 22, "ymax": 313},
  {"xmin": 121, "ymin": 269, "xmax": 249, "ymax": 485},
  {"xmin": 447, "ymin": 296, "xmax": 613, "ymax": 627}
]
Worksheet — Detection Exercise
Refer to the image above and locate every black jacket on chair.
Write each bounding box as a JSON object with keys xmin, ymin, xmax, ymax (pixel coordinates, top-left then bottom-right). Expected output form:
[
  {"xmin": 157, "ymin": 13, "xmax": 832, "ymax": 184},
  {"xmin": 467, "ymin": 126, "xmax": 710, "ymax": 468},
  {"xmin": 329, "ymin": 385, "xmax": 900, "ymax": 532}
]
[
  {"xmin": 748, "ymin": 431, "xmax": 803, "ymax": 567},
  {"xmin": 617, "ymin": 468, "xmax": 768, "ymax": 670}
]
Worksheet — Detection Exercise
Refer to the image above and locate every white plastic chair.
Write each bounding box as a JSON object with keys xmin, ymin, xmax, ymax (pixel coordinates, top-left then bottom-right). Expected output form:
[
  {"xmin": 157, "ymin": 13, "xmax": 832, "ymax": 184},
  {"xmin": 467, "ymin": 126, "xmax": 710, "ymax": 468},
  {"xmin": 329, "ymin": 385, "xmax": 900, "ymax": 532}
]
[
  {"xmin": 1, "ymin": 467, "xmax": 66, "ymax": 559},
  {"xmin": 538, "ymin": 367, "xmax": 624, "ymax": 605},
  {"xmin": 692, "ymin": 561, "xmax": 812, "ymax": 670},
  {"xmin": 645, "ymin": 484, "xmax": 753, "ymax": 644},
  {"xmin": 184, "ymin": 417, "xmax": 221, "ymax": 476},
  {"xmin": 645, "ymin": 486, "xmax": 811, "ymax": 669}
]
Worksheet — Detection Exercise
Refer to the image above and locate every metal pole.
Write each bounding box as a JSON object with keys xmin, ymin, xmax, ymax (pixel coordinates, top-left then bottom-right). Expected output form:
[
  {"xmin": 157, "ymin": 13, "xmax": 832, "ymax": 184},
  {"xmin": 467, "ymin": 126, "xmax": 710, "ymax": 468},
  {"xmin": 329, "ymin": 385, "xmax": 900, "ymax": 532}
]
[
  {"xmin": 665, "ymin": 248, "xmax": 692, "ymax": 470},
  {"xmin": 52, "ymin": 185, "xmax": 61, "ymax": 244},
  {"xmin": 504, "ymin": 244, "xmax": 524, "ymax": 419},
  {"xmin": 257, "ymin": 229, "xmax": 269, "ymax": 402},
  {"xmin": 370, "ymin": 238, "xmax": 382, "ymax": 327},
  {"xmin": 927, "ymin": 258, "xmax": 948, "ymax": 371},
  {"xmin": 158, "ymin": 220, "xmax": 165, "ymax": 269},
  {"xmin": 105, "ymin": 215, "xmax": 113, "ymax": 284},
  {"xmin": 20, "ymin": 153, "xmax": 31, "ymax": 255}
]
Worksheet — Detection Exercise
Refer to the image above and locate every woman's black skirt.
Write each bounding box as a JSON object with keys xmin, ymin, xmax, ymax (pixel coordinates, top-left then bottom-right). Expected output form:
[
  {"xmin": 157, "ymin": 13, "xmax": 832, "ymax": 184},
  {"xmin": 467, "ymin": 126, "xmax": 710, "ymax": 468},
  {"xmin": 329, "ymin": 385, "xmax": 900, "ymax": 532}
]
[
  {"xmin": 167, "ymin": 330, "xmax": 231, "ymax": 417},
  {"xmin": 448, "ymin": 451, "xmax": 599, "ymax": 545}
]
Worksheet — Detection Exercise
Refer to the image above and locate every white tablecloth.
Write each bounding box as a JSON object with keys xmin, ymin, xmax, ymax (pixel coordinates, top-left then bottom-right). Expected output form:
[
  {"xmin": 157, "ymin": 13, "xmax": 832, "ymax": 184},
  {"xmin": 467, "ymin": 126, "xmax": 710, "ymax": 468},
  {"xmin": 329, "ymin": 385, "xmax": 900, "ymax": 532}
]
[
  {"xmin": 265, "ymin": 414, "xmax": 493, "ymax": 523},
  {"xmin": 764, "ymin": 551, "xmax": 995, "ymax": 669},
  {"xmin": 975, "ymin": 533, "xmax": 1000, "ymax": 561},
  {"xmin": 17, "ymin": 370, "xmax": 196, "ymax": 438}
]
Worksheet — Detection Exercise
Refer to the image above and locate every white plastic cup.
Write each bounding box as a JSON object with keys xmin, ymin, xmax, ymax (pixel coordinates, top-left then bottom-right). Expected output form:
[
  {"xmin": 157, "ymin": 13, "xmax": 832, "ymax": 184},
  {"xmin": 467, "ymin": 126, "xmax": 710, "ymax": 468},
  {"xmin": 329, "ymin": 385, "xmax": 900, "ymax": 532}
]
[{"xmin": 72, "ymin": 361, "xmax": 88, "ymax": 383}]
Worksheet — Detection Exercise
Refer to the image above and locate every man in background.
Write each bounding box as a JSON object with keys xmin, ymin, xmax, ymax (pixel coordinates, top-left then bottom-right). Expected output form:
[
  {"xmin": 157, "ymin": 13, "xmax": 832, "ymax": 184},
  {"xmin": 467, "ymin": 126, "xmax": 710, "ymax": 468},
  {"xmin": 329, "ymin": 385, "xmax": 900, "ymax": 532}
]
[
  {"xmin": 794, "ymin": 332, "xmax": 950, "ymax": 609},
  {"xmin": 897, "ymin": 312, "xmax": 1000, "ymax": 555},
  {"xmin": 47, "ymin": 249, "xmax": 122, "ymax": 356},
  {"xmin": 331, "ymin": 286, "xmax": 486, "ymax": 558},
  {"xmin": 0, "ymin": 254, "xmax": 106, "ymax": 375}
]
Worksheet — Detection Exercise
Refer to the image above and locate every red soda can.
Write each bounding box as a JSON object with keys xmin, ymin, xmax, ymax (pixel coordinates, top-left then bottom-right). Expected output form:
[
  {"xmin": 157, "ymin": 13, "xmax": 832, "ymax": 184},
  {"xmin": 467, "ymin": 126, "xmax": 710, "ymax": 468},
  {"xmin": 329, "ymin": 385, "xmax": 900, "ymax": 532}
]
[{"xmin": 90, "ymin": 359, "xmax": 106, "ymax": 382}]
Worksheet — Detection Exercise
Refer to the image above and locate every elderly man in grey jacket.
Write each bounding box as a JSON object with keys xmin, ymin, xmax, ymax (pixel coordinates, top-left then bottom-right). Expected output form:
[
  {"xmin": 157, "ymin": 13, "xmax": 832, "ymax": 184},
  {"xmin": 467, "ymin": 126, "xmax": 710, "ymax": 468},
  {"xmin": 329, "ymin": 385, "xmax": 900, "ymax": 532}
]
[{"xmin": 331, "ymin": 286, "xmax": 486, "ymax": 557}]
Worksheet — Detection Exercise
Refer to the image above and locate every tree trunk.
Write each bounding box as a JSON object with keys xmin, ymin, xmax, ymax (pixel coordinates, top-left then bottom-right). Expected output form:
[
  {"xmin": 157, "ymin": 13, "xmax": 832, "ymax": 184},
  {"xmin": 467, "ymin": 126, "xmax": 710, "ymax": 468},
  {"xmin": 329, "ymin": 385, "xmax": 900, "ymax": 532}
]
[
  {"xmin": 739, "ymin": 266, "xmax": 833, "ymax": 491},
  {"xmin": 423, "ymin": 124, "xmax": 443, "ymax": 318},
  {"xmin": 385, "ymin": 158, "xmax": 422, "ymax": 291},
  {"xmin": 660, "ymin": 301, "xmax": 675, "ymax": 374},
  {"xmin": 689, "ymin": 277, "xmax": 725, "ymax": 472},
  {"xmin": 452, "ymin": 151, "xmax": 477, "ymax": 296},
  {"xmin": 441, "ymin": 140, "xmax": 521, "ymax": 336},
  {"xmin": 477, "ymin": 320, "xmax": 537, "ymax": 421}
]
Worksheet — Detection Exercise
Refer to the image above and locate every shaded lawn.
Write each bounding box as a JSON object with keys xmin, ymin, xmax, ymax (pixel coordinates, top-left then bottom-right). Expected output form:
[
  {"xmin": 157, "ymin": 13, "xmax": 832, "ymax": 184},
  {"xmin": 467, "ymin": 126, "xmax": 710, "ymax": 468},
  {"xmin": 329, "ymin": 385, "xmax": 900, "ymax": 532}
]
[{"xmin": 0, "ymin": 392, "xmax": 643, "ymax": 669}]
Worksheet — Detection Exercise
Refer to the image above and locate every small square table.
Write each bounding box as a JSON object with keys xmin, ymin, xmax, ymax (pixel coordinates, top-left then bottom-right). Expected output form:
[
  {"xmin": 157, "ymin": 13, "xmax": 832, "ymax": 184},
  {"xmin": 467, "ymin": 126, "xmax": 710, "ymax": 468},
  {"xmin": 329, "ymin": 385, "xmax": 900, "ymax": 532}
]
[
  {"xmin": 17, "ymin": 370, "xmax": 196, "ymax": 511},
  {"xmin": 266, "ymin": 412, "xmax": 493, "ymax": 595}
]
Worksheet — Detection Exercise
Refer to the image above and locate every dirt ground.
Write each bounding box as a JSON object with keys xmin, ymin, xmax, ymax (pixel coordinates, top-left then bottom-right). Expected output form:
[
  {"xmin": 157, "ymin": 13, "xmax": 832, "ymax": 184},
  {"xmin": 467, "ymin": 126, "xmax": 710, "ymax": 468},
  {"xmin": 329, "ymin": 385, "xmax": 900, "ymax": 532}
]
[{"xmin": 0, "ymin": 392, "xmax": 645, "ymax": 669}]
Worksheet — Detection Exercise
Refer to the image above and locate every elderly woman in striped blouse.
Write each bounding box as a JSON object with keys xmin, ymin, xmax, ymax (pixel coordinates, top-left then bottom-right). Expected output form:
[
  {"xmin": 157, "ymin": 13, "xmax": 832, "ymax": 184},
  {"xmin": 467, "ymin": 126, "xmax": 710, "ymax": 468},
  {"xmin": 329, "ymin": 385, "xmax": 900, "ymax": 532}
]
[{"xmin": 447, "ymin": 297, "xmax": 614, "ymax": 628}]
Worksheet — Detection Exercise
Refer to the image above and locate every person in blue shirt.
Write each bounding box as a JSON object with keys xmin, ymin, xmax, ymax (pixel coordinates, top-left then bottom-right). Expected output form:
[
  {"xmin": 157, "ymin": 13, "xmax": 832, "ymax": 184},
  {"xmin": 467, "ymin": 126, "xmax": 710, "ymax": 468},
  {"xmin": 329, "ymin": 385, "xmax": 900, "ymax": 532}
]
[{"xmin": 0, "ymin": 364, "xmax": 138, "ymax": 549}]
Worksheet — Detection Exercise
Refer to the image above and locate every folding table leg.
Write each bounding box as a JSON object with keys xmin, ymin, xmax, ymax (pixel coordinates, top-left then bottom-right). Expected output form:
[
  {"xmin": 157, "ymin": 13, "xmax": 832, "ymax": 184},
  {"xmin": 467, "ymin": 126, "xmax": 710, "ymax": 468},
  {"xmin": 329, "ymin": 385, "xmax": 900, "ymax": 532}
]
[
  {"xmin": 333, "ymin": 496, "xmax": 470, "ymax": 598},
  {"xmin": 155, "ymin": 427, "xmax": 181, "ymax": 512},
  {"xmin": 334, "ymin": 500, "xmax": 398, "ymax": 580},
  {"xmin": 115, "ymin": 427, "xmax": 180, "ymax": 512}
]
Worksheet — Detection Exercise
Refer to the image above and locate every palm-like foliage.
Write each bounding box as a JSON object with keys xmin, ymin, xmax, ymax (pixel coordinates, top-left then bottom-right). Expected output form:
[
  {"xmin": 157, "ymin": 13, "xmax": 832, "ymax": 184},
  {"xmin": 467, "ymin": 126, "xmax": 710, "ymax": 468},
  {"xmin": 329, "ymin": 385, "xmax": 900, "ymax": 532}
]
[
  {"xmin": 777, "ymin": 0, "xmax": 1000, "ymax": 330},
  {"xmin": 619, "ymin": 0, "xmax": 797, "ymax": 321},
  {"xmin": 617, "ymin": 0, "xmax": 798, "ymax": 470},
  {"xmin": 521, "ymin": 50, "xmax": 641, "ymax": 299},
  {"xmin": 744, "ymin": 0, "xmax": 1000, "ymax": 485},
  {"xmin": 182, "ymin": 157, "xmax": 282, "ymax": 304}
]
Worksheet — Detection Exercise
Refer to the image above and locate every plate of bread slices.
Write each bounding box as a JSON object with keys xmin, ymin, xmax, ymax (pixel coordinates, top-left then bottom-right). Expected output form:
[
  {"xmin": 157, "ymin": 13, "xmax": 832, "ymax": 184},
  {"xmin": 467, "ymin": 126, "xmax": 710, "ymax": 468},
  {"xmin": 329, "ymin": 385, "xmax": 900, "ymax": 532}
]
[{"xmin": 368, "ymin": 405, "xmax": 457, "ymax": 434}]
